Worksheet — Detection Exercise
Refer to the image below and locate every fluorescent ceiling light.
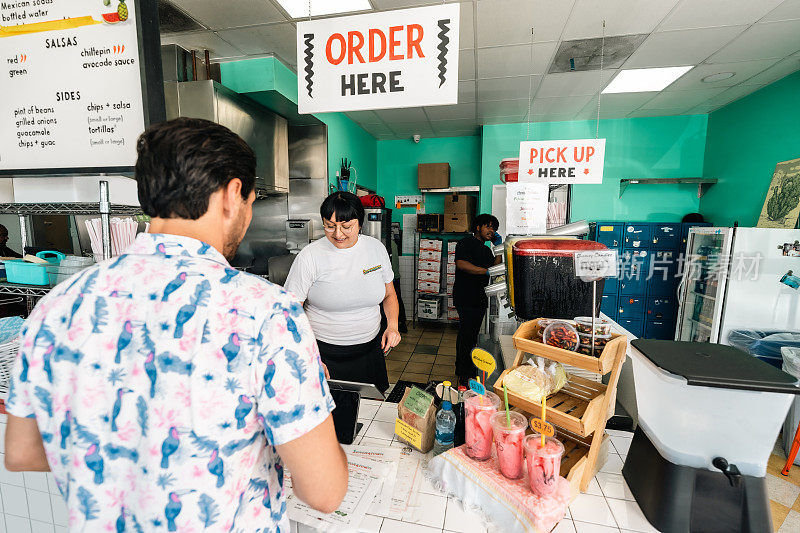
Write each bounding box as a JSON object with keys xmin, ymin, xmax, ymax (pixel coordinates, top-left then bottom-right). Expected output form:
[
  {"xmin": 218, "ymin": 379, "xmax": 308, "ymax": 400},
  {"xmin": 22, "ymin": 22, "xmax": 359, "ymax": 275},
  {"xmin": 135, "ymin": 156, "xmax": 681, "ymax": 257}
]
[
  {"xmin": 602, "ymin": 66, "xmax": 693, "ymax": 94},
  {"xmin": 277, "ymin": 0, "xmax": 372, "ymax": 19}
]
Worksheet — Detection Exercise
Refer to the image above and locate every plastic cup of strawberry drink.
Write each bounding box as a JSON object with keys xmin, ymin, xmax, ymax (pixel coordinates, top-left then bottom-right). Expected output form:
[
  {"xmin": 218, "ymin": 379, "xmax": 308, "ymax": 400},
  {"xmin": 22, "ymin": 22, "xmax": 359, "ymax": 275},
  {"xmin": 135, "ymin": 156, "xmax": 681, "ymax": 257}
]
[
  {"xmin": 490, "ymin": 411, "xmax": 528, "ymax": 479},
  {"xmin": 463, "ymin": 390, "xmax": 501, "ymax": 461},
  {"xmin": 524, "ymin": 434, "xmax": 565, "ymax": 497}
]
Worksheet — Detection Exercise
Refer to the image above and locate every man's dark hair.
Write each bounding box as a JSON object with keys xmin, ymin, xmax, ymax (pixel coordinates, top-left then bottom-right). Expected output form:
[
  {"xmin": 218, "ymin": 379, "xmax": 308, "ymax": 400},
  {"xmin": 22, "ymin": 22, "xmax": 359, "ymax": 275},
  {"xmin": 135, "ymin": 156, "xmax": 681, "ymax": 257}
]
[
  {"xmin": 473, "ymin": 213, "xmax": 499, "ymax": 232},
  {"xmin": 320, "ymin": 191, "xmax": 365, "ymax": 226},
  {"xmin": 135, "ymin": 117, "xmax": 257, "ymax": 220}
]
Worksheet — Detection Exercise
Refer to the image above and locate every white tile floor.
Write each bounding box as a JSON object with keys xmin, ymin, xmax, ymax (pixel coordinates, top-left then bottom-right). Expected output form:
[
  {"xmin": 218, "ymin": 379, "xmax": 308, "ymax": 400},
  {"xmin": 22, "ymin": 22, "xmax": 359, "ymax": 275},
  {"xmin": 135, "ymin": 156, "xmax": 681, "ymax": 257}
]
[{"xmin": 0, "ymin": 404, "xmax": 648, "ymax": 533}]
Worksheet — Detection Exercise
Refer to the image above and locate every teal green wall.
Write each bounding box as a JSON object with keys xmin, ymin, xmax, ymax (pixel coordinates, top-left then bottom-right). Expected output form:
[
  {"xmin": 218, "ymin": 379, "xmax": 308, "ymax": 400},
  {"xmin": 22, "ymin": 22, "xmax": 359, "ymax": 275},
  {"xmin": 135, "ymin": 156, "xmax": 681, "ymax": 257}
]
[
  {"xmin": 377, "ymin": 136, "xmax": 481, "ymax": 218},
  {"xmin": 700, "ymin": 71, "xmax": 800, "ymax": 227},
  {"xmin": 220, "ymin": 58, "xmax": 378, "ymax": 191},
  {"xmin": 480, "ymin": 115, "xmax": 709, "ymax": 223}
]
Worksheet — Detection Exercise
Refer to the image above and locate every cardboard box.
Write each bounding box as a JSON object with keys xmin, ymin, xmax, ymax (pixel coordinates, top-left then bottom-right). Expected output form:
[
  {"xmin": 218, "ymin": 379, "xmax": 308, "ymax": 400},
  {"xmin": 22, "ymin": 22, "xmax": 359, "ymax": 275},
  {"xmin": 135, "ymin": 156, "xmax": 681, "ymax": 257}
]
[
  {"xmin": 417, "ymin": 298, "xmax": 440, "ymax": 319},
  {"xmin": 418, "ymin": 163, "xmax": 450, "ymax": 189},
  {"xmin": 446, "ymin": 263, "xmax": 456, "ymax": 274},
  {"xmin": 448, "ymin": 241, "xmax": 458, "ymax": 252},
  {"xmin": 446, "ymin": 274, "xmax": 455, "ymax": 286},
  {"xmin": 444, "ymin": 213, "xmax": 473, "ymax": 233},
  {"xmin": 417, "ymin": 280, "xmax": 441, "ymax": 293},
  {"xmin": 444, "ymin": 194, "xmax": 477, "ymax": 215},
  {"xmin": 418, "ymin": 259, "xmax": 441, "ymax": 273},
  {"xmin": 447, "ymin": 297, "xmax": 454, "ymax": 309},
  {"xmin": 420, "ymin": 238, "xmax": 443, "ymax": 251},
  {"xmin": 418, "ymin": 248, "xmax": 442, "ymax": 262},
  {"xmin": 416, "ymin": 213, "xmax": 444, "ymax": 232},
  {"xmin": 418, "ymin": 270, "xmax": 440, "ymax": 283},
  {"xmin": 447, "ymin": 308, "xmax": 459, "ymax": 320}
]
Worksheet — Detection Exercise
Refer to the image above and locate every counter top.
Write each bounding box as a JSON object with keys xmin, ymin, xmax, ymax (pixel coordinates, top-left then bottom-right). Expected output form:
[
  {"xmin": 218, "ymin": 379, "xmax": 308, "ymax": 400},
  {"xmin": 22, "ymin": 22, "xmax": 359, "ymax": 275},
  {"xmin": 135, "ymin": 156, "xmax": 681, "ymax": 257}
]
[{"xmin": 288, "ymin": 395, "xmax": 655, "ymax": 533}]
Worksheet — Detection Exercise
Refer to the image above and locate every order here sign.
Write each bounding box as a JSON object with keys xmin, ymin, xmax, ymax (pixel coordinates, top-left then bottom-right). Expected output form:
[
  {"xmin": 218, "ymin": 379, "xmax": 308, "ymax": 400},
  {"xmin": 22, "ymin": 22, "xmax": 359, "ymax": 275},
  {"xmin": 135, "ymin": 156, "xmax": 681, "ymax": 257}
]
[
  {"xmin": 518, "ymin": 139, "xmax": 606, "ymax": 184},
  {"xmin": 296, "ymin": 4, "xmax": 459, "ymax": 114}
]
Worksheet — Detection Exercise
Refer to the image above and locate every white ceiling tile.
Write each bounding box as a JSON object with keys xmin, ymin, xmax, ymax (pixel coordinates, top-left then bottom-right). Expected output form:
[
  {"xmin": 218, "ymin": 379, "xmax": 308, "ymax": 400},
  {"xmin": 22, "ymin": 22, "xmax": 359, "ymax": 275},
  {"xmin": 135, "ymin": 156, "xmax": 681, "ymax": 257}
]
[
  {"xmin": 459, "ymin": 50, "xmax": 476, "ymax": 80},
  {"xmin": 537, "ymin": 71, "xmax": 613, "ymax": 98},
  {"xmin": 476, "ymin": 0, "xmax": 575, "ymax": 47},
  {"xmin": 477, "ymin": 99, "xmax": 529, "ymax": 118},
  {"xmin": 660, "ymin": 0, "xmax": 784, "ymax": 30},
  {"xmin": 169, "ymin": 0, "xmax": 286, "ymax": 29},
  {"xmin": 704, "ymin": 84, "xmax": 763, "ymax": 107},
  {"xmin": 431, "ymin": 118, "xmax": 478, "ymax": 131},
  {"xmin": 531, "ymin": 95, "xmax": 593, "ymax": 115},
  {"xmin": 708, "ymin": 20, "xmax": 800, "ymax": 62},
  {"xmin": 641, "ymin": 87, "xmax": 727, "ymax": 109},
  {"xmin": 624, "ymin": 26, "xmax": 747, "ymax": 68},
  {"xmin": 360, "ymin": 122, "xmax": 394, "ymax": 135},
  {"xmin": 686, "ymin": 103, "xmax": 721, "ymax": 114},
  {"xmin": 562, "ymin": 0, "xmax": 680, "ymax": 39},
  {"xmin": 160, "ymin": 31, "xmax": 245, "ymax": 60},
  {"xmin": 375, "ymin": 107, "xmax": 429, "ymax": 123},
  {"xmin": 217, "ymin": 23, "xmax": 297, "ymax": 65},
  {"xmin": 391, "ymin": 123, "xmax": 435, "ymax": 136},
  {"xmin": 477, "ymin": 75, "xmax": 540, "ymax": 101},
  {"xmin": 665, "ymin": 59, "xmax": 779, "ymax": 90},
  {"xmin": 459, "ymin": 81, "xmax": 477, "ymax": 102},
  {"xmin": 763, "ymin": 0, "xmax": 800, "ymax": 22},
  {"xmin": 481, "ymin": 115, "xmax": 523, "ymax": 125},
  {"xmin": 372, "ymin": 0, "xmax": 466, "ymax": 9},
  {"xmin": 628, "ymin": 107, "xmax": 691, "ymax": 117},
  {"xmin": 575, "ymin": 93, "xmax": 656, "ymax": 120},
  {"xmin": 476, "ymin": 42, "xmax": 558, "ymax": 79},
  {"xmin": 531, "ymin": 113, "xmax": 580, "ymax": 123},
  {"xmin": 459, "ymin": 2, "xmax": 475, "ymax": 49},
  {"xmin": 345, "ymin": 111, "xmax": 382, "ymax": 124},
  {"xmin": 424, "ymin": 103, "xmax": 476, "ymax": 120},
  {"xmin": 739, "ymin": 55, "xmax": 800, "ymax": 86}
]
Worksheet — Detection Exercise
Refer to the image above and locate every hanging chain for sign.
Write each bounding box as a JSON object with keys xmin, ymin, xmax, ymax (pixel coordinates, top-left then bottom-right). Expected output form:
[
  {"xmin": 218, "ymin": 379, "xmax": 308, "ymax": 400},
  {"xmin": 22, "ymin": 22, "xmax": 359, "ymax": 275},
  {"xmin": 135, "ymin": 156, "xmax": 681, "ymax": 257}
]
[
  {"xmin": 596, "ymin": 20, "xmax": 606, "ymax": 140},
  {"xmin": 527, "ymin": 28, "xmax": 535, "ymax": 141}
]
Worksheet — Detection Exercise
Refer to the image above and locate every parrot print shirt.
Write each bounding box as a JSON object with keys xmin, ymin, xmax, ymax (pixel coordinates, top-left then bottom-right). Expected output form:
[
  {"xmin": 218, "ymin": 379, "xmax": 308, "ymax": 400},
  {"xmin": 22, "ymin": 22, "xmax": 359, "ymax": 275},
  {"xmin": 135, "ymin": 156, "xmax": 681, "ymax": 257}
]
[{"xmin": 6, "ymin": 233, "xmax": 335, "ymax": 532}]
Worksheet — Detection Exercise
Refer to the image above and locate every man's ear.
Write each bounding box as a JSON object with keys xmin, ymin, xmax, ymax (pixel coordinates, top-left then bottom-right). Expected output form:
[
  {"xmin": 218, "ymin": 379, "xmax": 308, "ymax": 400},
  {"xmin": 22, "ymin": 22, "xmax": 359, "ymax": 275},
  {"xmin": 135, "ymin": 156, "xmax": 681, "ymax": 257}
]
[{"xmin": 221, "ymin": 178, "xmax": 243, "ymax": 214}]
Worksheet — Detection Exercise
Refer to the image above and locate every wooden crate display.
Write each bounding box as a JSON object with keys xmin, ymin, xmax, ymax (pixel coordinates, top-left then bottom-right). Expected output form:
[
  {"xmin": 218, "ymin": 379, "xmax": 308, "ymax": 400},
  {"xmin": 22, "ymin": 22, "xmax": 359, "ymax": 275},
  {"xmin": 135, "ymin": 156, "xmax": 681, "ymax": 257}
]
[{"xmin": 498, "ymin": 319, "xmax": 628, "ymax": 496}]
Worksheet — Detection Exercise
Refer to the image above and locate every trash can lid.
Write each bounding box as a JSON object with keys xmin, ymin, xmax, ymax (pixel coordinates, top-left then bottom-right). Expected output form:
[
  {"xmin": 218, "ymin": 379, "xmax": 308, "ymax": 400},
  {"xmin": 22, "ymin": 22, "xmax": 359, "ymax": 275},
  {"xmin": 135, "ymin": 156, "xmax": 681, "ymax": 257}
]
[
  {"xmin": 512, "ymin": 239, "xmax": 607, "ymax": 257},
  {"xmin": 631, "ymin": 339, "xmax": 800, "ymax": 394}
]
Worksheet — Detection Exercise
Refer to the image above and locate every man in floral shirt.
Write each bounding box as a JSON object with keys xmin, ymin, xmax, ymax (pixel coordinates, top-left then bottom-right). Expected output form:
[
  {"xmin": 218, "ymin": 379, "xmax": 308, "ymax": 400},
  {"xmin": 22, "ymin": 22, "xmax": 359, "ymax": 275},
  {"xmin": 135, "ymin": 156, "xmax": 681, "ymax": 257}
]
[{"xmin": 4, "ymin": 118, "xmax": 348, "ymax": 532}]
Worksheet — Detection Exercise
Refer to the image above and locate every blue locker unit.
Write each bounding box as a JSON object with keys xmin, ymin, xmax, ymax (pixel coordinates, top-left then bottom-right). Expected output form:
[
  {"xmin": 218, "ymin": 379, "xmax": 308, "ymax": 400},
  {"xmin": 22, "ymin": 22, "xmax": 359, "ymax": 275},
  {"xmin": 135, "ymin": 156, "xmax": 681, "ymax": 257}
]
[
  {"xmin": 645, "ymin": 320, "xmax": 675, "ymax": 340},
  {"xmin": 618, "ymin": 295, "xmax": 645, "ymax": 319},
  {"xmin": 604, "ymin": 275, "xmax": 619, "ymax": 294},
  {"xmin": 619, "ymin": 250, "xmax": 651, "ymax": 295},
  {"xmin": 651, "ymin": 223, "xmax": 679, "ymax": 250},
  {"xmin": 601, "ymin": 294, "xmax": 618, "ymax": 320},
  {"xmin": 618, "ymin": 318, "xmax": 644, "ymax": 338},
  {"xmin": 623, "ymin": 224, "xmax": 652, "ymax": 249},
  {"xmin": 647, "ymin": 296, "xmax": 677, "ymax": 321},
  {"xmin": 596, "ymin": 223, "xmax": 623, "ymax": 249},
  {"xmin": 648, "ymin": 250, "xmax": 679, "ymax": 297}
]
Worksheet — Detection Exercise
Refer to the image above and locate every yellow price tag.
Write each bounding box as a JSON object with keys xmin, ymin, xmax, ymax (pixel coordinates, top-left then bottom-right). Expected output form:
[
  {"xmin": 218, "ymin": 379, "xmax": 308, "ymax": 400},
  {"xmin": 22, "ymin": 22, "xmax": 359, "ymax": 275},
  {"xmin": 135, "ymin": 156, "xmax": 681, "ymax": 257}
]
[
  {"xmin": 471, "ymin": 348, "xmax": 496, "ymax": 374},
  {"xmin": 395, "ymin": 418, "xmax": 423, "ymax": 449},
  {"xmin": 599, "ymin": 225, "xmax": 615, "ymax": 232},
  {"xmin": 530, "ymin": 417, "xmax": 555, "ymax": 437}
]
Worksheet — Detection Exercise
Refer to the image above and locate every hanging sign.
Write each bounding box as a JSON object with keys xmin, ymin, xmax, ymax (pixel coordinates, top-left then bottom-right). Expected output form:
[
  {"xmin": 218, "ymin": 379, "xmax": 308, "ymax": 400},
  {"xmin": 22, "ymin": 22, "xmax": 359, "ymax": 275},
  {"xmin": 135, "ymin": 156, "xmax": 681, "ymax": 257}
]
[
  {"xmin": 518, "ymin": 139, "xmax": 606, "ymax": 184},
  {"xmin": 0, "ymin": 0, "xmax": 164, "ymax": 175},
  {"xmin": 574, "ymin": 250, "xmax": 618, "ymax": 281},
  {"xmin": 505, "ymin": 182, "xmax": 548, "ymax": 235},
  {"xmin": 530, "ymin": 417, "xmax": 555, "ymax": 437},
  {"xmin": 296, "ymin": 4, "xmax": 459, "ymax": 114}
]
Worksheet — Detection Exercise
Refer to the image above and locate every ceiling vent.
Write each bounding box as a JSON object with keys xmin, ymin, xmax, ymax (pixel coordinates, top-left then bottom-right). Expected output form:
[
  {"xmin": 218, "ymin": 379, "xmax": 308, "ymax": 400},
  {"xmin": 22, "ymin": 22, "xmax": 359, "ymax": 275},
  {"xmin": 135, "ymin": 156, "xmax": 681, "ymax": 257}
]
[
  {"xmin": 159, "ymin": 0, "xmax": 206, "ymax": 34},
  {"xmin": 549, "ymin": 34, "xmax": 647, "ymax": 73}
]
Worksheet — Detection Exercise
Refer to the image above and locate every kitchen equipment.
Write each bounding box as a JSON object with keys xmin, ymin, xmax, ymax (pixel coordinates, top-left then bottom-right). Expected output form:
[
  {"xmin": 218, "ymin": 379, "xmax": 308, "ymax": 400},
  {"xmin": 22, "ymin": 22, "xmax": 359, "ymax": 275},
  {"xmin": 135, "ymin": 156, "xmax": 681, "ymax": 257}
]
[
  {"xmin": 511, "ymin": 239, "xmax": 607, "ymax": 320},
  {"xmin": 267, "ymin": 254, "xmax": 296, "ymax": 287},
  {"xmin": 625, "ymin": 339, "xmax": 800, "ymax": 533},
  {"xmin": 286, "ymin": 219, "xmax": 312, "ymax": 252},
  {"xmin": 4, "ymin": 251, "xmax": 64, "ymax": 286},
  {"xmin": 416, "ymin": 214, "xmax": 444, "ymax": 233},
  {"xmin": 362, "ymin": 208, "xmax": 392, "ymax": 255},
  {"xmin": 676, "ymin": 227, "xmax": 800, "ymax": 343}
]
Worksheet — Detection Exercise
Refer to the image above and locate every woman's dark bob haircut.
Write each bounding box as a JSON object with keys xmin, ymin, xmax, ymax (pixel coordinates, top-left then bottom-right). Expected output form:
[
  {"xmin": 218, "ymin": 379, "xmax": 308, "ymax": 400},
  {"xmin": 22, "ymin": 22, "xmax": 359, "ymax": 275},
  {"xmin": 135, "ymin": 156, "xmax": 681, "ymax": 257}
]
[{"xmin": 320, "ymin": 191, "xmax": 365, "ymax": 226}]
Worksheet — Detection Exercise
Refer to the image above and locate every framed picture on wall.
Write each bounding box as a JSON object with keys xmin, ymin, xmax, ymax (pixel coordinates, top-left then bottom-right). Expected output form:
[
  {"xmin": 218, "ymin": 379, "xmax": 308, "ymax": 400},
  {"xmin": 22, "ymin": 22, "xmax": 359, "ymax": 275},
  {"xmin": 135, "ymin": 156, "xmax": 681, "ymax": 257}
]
[{"xmin": 758, "ymin": 157, "xmax": 800, "ymax": 229}]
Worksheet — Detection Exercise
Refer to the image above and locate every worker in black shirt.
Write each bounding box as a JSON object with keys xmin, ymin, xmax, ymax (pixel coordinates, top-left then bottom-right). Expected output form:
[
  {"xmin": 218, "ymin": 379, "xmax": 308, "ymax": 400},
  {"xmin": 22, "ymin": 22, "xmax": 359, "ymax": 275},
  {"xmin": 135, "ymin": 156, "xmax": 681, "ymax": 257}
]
[
  {"xmin": 453, "ymin": 214, "xmax": 501, "ymax": 386},
  {"xmin": 0, "ymin": 224, "xmax": 21, "ymax": 258}
]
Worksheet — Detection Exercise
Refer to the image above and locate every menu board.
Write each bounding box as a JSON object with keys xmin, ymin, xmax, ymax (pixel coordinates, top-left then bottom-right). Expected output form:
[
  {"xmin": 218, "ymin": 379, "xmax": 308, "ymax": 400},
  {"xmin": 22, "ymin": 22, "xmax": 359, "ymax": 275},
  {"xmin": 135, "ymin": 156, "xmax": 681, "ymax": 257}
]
[{"xmin": 0, "ymin": 0, "xmax": 162, "ymax": 175}]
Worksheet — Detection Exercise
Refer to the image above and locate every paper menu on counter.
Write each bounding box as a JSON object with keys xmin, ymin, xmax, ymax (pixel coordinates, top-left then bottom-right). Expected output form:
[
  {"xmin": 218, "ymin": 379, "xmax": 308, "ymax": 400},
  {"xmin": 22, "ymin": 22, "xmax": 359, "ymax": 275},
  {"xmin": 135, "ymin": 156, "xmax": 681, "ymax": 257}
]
[
  {"xmin": 344, "ymin": 445, "xmax": 403, "ymax": 517},
  {"xmin": 285, "ymin": 453, "xmax": 389, "ymax": 532}
]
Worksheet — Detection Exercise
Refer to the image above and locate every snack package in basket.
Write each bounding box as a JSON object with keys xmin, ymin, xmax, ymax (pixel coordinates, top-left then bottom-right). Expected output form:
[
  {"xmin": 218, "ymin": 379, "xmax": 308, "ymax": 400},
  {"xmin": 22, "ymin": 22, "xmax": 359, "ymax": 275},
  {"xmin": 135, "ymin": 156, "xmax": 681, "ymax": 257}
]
[{"xmin": 504, "ymin": 358, "xmax": 568, "ymax": 403}]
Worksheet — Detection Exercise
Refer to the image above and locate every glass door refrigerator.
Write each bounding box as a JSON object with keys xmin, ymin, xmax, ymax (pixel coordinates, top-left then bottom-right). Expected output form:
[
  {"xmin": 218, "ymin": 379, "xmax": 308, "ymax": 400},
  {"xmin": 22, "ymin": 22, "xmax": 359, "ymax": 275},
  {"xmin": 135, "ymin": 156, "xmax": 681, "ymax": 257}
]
[
  {"xmin": 675, "ymin": 227, "xmax": 734, "ymax": 342},
  {"xmin": 676, "ymin": 226, "xmax": 800, "ymax": 343}
]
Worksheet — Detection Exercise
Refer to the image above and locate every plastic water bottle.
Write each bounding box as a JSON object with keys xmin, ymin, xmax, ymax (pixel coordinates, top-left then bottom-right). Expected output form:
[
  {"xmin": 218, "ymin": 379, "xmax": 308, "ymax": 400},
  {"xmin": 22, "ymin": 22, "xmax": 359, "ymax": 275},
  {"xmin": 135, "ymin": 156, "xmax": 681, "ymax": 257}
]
[{"xmin": 434, "ymin": 381, "xmax": 456, "ymax": 456}]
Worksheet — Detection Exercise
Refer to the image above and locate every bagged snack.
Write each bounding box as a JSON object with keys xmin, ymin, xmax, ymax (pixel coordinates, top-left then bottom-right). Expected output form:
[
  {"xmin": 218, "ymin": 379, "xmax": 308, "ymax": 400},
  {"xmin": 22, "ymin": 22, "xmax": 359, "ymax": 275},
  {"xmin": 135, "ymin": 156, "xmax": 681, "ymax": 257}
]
[{"xmin": 504, "ymin": 358, "xmax": 568, "ymax": 403}]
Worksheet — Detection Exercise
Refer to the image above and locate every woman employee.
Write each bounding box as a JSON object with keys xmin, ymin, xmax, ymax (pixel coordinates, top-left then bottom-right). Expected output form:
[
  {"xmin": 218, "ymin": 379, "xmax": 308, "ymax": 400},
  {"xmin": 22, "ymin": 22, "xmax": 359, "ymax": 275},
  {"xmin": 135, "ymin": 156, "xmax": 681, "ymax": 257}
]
[{"xmin": 285, "ymin": 192, "xmax": 402, "ymax": 393}]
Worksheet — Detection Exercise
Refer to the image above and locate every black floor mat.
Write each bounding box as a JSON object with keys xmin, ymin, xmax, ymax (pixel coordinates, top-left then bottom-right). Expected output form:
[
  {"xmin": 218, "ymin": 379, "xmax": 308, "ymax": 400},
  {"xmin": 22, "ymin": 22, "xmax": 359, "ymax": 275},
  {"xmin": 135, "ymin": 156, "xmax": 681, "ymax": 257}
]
[{"xmin": 386, "ymin": 379, "xmax": 432, "ymax": 403}]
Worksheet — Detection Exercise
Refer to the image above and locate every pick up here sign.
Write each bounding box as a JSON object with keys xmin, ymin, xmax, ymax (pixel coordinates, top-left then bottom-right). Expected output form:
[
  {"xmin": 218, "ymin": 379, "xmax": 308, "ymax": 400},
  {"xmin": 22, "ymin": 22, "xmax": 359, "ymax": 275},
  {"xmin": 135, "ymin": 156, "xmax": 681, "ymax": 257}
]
[
  {"xmin": 297, "ymin": 4, "xmax": 459, "ymax": 114},
  {"xmin": 518, "ymin": 139, "xmax": 606, "ymax": 184}
]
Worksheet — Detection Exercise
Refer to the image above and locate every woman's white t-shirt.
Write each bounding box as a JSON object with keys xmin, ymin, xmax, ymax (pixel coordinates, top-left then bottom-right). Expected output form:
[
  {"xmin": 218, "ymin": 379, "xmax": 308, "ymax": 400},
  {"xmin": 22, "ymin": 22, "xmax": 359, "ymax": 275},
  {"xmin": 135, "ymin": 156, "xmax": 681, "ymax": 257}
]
[{"xmin": 284, "ymin": 235, "xmax": 393, "ymax": 345}]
